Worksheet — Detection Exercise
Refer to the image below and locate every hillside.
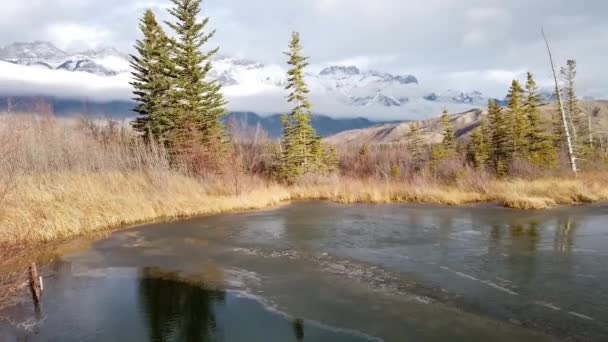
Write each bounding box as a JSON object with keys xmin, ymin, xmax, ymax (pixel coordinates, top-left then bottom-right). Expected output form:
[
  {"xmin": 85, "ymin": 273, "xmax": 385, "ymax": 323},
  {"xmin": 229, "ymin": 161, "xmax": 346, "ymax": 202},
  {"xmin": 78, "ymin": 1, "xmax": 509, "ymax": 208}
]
[
  {"xmin": 225, "ymin": 112, "xmax": 398, "ymax": 138},
  {"xmin": 325, "ymin": 100, "xmax": 608, "ymax": 145}
]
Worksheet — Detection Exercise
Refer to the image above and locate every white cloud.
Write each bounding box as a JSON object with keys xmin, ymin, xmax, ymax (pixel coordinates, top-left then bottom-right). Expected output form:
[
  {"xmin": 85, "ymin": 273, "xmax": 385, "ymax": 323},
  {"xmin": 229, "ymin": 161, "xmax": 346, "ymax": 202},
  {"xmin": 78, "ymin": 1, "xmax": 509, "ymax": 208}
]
[
  {"xmin": 0, "ymin": 61, "xmax": 131, "ymax": 101},
  {"xmin": 0, "ymin": 0, "xmax": 607, "ymax": 115},
  {"xmin": 45, "ymin": 24, "xmax": 112, "ymax": 51},
  {"xmin": 466, "ymin": 7, "xmax": 507, "ymax": 21}
]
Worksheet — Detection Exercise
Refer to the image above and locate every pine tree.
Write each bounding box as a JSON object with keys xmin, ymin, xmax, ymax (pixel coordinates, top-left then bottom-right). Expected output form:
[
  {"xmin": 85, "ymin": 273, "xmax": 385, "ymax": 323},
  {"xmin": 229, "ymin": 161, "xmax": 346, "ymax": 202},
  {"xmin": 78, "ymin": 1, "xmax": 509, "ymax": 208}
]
[
  {"xmin": 560, "ymin": 60, "xmax": 581, "ymax": 147},
  {"xmin": 131, "ymin": 10, "xmax": 174, "ymax": 144},
  {"xmin": 324, "ymin": 145, "xmax": 340, "ymax": 173},
  {"xmin": 407, "ymin": 123, "xmax": 424, "ymax": 167},
  {"xmin": 440, "ymin": 108, "xmax": 455, "ymax": 153},
  {"xmin": 552, "ymin": 95, "xmax": 566, "ymax": 149},
  {"xmin": 280, "ymin": 32, "xmax": 323, "ymax": 181},
  {"xmin": 507, "ymin": 80, "xmax": 529, "ymax": 159},
  {"xmin": 487, "ymin": 99, "xmax": 510, "ymax": 175},
  {"xmin": 310, "ymin": 136, "xmax": 327, "ymax": 173},
  {"xmin": 561, "ymin": 60, "xmax": 591, "ymax": 158},
  {"xmin": 524, "ymin": 72, "xmax": 557, "ymax": 168},
  {"xmin": 431, "ymin": 109, "xmax": 455, "ymax": 172},
  {"xmin": 166, "ymin": 0, "xmax": 227, "ymax": 150},
  {"xmin": 470, "ymin": 120, "xmax": 490, "ymax": 170}
]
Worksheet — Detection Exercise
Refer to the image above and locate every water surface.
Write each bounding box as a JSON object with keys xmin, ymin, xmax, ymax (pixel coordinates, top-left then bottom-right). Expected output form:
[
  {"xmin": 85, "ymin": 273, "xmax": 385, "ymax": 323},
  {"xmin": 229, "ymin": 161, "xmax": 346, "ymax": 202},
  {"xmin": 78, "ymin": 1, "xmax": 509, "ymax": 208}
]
[{"xmin": 2, "ymin": 202, "xmax": 608, "ymax": 341}]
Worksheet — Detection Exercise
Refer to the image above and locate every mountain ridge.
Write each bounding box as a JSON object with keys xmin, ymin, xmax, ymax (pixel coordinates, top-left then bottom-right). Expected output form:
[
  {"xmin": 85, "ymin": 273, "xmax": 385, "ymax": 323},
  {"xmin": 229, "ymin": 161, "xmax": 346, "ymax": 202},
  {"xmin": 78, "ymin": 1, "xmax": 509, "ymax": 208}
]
[
  {"xmin": 0, "ymin": 40, "xmax": 490, "ymax": 119},
  {"xmin": 325, "ymin": 100, "xmax": 608, "ymax": 146}
]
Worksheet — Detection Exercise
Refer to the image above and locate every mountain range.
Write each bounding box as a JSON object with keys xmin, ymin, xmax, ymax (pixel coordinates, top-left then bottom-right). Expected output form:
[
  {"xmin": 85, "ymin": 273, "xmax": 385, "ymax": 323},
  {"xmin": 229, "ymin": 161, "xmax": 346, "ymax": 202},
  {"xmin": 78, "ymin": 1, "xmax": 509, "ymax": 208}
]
[
  {"xmin": 325, "ymin": 100, "xmax": 608, "ymax": 146},
  {"xmin": 0, "ymin": 41, "xmax": 491, "ymax": 119}
]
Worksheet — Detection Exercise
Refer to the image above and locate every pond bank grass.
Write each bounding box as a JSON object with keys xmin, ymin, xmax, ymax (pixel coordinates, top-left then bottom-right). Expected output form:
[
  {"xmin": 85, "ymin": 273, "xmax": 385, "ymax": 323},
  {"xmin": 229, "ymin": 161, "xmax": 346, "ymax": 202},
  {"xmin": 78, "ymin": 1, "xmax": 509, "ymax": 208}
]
[{"xmin": 1, "ymin": 171, "xmax": 607, "ymax": 247}]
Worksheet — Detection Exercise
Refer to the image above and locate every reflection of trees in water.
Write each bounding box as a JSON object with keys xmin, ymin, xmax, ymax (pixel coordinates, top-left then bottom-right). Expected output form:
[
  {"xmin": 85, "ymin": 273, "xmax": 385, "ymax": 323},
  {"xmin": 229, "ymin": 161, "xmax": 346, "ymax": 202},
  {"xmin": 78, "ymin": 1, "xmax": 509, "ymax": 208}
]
[
  {"xmin": 506, "ymin": 221, "xmax": 541, "ymax": 284},
  {"xmin": 292, "ymin": 318, "xmax": 305, "ymax": 341},
  {"xmin": 509, "ymin": 221, "xmax": 540, "ymax": 253},
  {"xmin": 138, "ymin": 267, "xmax": 225, "ymax": 342},
  {"xmin": 554, "ymin": 218, "xmax": 578, "ymax": 253}
]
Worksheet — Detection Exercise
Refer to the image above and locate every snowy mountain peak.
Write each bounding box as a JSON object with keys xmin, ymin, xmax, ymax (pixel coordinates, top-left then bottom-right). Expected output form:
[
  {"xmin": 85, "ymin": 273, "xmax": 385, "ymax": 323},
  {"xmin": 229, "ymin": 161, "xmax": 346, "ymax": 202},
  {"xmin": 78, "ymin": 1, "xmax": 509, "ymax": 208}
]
[
  {"xmin": 320, "ymin": 65, "xmax": 361, "ymax": 77},
  {"xmin": 79, "ymin": 46, "xmax": 129, "ymax": 60},
  {"xmin": 0, "ymin": 40, "xmax": 491, "ymax": 118},
  {"xmin": 0, "ymin": 41, "xmax": 130, "ymax": 76},
  {"xmin": 317, "ymin": 65, "xmax": 418, "ymax": 85},
  {"xmin": 0, "ymin": 41, "xmax": 68, "ymax": 61}
]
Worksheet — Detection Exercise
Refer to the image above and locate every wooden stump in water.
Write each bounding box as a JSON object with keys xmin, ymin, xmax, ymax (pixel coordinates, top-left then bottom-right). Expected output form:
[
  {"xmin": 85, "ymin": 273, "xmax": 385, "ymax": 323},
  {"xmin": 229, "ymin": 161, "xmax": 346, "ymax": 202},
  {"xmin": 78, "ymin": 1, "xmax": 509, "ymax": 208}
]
[{"xmin": 28, "ymin": 263, "xmax": 42, "ymax": 305}]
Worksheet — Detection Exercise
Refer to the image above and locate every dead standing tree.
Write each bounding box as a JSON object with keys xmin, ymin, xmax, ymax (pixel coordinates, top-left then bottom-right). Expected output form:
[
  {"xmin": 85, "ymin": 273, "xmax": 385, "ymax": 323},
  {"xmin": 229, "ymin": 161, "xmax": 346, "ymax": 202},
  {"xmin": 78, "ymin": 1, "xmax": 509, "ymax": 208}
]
[{"xmin": 542, "ymin": 29, "xmax": 578, "ymax": 174}]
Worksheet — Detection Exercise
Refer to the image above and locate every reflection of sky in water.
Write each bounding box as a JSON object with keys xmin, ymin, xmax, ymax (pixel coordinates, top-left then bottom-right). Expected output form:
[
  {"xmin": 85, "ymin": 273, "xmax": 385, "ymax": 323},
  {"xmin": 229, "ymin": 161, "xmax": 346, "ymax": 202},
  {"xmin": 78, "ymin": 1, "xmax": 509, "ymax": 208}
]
[{"xmin": 3, "ymin": 203, "xmax": 608, "ymax": 341}]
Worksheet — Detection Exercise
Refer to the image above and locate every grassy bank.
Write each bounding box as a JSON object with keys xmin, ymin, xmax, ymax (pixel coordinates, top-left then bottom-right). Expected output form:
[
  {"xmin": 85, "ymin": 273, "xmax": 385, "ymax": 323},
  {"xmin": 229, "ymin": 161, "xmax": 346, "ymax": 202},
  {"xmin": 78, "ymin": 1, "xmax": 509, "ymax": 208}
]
[
  {"xmin": 1, "ymin": 114, "xmax": 607, "ymax": 247},
  {"xmin": 1, "ymin": 171, "xmax": 607, "ymax": 246},
  {"xmin": 1, "ymin": 113, "xmax": 607, "ymax": 314}
]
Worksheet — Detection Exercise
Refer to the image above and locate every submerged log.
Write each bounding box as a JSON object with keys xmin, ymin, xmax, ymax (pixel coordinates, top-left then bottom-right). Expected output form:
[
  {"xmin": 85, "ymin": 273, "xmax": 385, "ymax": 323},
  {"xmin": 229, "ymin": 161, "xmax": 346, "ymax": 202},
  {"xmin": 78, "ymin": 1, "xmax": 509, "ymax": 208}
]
[{"xmin": 28, "ymin": 263, "xmax": 42, "ymax": 305}]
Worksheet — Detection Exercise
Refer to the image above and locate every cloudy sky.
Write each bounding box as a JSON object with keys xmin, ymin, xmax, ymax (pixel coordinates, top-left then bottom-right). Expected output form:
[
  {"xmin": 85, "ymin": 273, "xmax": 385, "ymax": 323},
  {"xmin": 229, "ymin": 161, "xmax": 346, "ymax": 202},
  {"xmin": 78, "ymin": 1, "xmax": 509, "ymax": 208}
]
[{"xmin": 1, "ymin": 0, "xmax": 607, "ymax": 101}]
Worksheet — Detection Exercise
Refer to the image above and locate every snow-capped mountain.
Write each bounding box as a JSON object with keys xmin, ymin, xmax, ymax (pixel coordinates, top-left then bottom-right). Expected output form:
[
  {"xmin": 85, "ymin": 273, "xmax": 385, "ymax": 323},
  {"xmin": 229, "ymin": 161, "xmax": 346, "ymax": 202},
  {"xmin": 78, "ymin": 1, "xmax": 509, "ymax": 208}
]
[
  {"xmin": 0, "ymin": 41, "xmax": 489, "ymax": 119},
  {"xmin": 0, "ymin": 41, "xmax": 130, "ymax": 76}
]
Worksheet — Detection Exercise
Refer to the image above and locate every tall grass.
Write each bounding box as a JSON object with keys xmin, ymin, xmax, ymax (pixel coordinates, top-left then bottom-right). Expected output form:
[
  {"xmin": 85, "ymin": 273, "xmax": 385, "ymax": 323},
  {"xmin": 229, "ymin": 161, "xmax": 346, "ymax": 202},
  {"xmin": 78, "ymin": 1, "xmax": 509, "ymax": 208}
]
[{"xmin": 1, "ymin": 114, "xmax": 607, "ymax": 248}]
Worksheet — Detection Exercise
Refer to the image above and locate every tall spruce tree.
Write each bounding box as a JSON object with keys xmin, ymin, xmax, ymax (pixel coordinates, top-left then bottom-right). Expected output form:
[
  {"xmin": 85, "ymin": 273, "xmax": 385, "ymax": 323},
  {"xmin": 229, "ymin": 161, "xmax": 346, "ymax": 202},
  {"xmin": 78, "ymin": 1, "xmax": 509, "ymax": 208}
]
[
  {"xmin": 487, "ymin": 99, "xmax": 510, "ymax": 175},
  {"xmin": 560, "ymin": 60, "xmax": 582, "ymax": 147},
  {"xmin": 280, "ymin": 32, "xmax": 324, "ymax": 181},
  {"xmin": 431, "ymin": 109, "xmax": 455, "ymax": 172},
  {"xmin": 166, "ymin": 0, "xmax": 227, "ymax": 150},
  {"xmin": 131, "ymin": 10, "xmax": 174, "ymax": 144},
  {"xmin": 324, "ymin": 145, "xmax": 340, "ymax": 173},
  {"xmin": 470, "ymin": 120, "xmax": 490, "ymax": 170},
  {"xmin": 560, "ymin": 59, "xmax": 591, "ymax": 158},
  {"xmin": 441, "ymin": 109, "xmax": 455, "ymax": 153},
  {"xmin": 507, "ymin": 79, "xmax": 529, "ymax": 159},
  {"xmin": 407, "ymin": 123, "xmax": 424, "ymax": 167},
  {"xmin": 524, "ymin": 72, "xmax": 557, "ymax": 167}
]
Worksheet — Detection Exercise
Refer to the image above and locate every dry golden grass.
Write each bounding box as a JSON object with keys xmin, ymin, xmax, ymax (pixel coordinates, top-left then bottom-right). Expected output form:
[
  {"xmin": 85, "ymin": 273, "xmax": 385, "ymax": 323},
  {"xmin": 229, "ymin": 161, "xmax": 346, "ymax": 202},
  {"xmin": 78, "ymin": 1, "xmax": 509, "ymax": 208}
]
[
  {"xmin": 491, "ymin": 174, "xmax": 608, "ymax": 209},
  {"xmin": 0, "ymin": 171, "xmax": 290, "ymax": 245},
  {"xmin": 2, "ymin": 171, "xmax": 607, "ymax": 247},
  {"xmin": 1, "ymin": 114, "xmax": 607, "ymax": 248}
]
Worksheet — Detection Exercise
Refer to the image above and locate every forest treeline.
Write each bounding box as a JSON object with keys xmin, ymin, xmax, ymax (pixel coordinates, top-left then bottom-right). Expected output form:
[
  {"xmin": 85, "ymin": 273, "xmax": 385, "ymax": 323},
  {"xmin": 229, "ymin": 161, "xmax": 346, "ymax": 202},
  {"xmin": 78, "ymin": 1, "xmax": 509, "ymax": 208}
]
[{"xmin": 131, "ymin": 0, "xmax": 605, "ymax": 183}]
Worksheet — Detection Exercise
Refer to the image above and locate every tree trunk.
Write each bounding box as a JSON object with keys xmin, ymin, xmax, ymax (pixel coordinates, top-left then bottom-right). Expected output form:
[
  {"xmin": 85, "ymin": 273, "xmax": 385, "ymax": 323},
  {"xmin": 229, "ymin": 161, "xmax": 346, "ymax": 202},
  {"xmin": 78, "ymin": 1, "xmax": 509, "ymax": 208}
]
[{"xmin": 542, "ymin": 29, "xmax": 577, "ymax": 174}]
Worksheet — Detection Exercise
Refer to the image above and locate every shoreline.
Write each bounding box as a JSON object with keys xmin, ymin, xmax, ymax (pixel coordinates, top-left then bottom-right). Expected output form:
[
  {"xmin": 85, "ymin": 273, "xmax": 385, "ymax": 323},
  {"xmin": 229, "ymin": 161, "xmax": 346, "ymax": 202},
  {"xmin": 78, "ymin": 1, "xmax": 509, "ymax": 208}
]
[
  {"xmin": 1, "ymin": 173, "xmax": 607, "ymax": 314},
  {"xmin": 1, "ymin": 171, "xmax": 608, "ymax": 251}
]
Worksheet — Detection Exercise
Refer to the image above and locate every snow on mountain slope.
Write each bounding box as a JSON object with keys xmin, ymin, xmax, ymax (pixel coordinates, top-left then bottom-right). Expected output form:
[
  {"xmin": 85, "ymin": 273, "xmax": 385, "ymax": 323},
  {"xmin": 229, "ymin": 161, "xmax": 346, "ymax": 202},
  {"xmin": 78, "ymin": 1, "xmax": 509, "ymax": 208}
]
[
  {"xmin": 0, "ymin": 42, "xmax": 129, "ymax": 76},
  {"xmin": 0, "ymin": 41, "xmax": 489, "ymax": 119}
]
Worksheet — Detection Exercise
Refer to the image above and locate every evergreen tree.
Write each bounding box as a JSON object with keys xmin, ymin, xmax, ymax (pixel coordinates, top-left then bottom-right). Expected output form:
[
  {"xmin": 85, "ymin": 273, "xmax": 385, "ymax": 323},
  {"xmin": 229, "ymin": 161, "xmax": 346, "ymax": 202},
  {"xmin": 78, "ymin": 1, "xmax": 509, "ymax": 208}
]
[
  {"xmin": 469, "ymin": 120, "xmax": 490, "ymax": 170},
  {"xmin": 440, "ymin": 108, "xmax": 455, "ymax": 153},
  {"xmin": 407, "ymin": 123, "xmax": 424, "ymax": 167},
  {"xmin": 131, "ymin": 10, "xmax": 174, "ymax": 144},
  {"xmin": 166, "ymin": 0, "xmax": 227, "ymax": 150},
  {"xmin": 552, "ymin": 93, "xmax": 566, "ymax": 149},
  {"xmin": 507, "ymin": 80, "xmax": 529, "ymax": 158},
  {"xmin": 487, "ymin": 99, "xmax": 510, "ymax": 175},
  {"xmin": 431, "ymin": 109, "xmax": 455, "ymax": 172},
  {"xmin": 310, "ymin": 136, "xmax": 327, "ymax": 173},
  {"xmin": 280, "ymin": 32, "xmax": 324, "ymax": 181},
  {"xmin": 524, "ymin": 72, "xmax": 557, "ymax": 168},
  {"xmin": 560, "ymin": 60, "xmax": 581, "ymax": 146},
  {"xmin": 561, "ymin": 60, "xmax": 591, "ymax": 158},
  {"xmin": 324, "ymin": 145, "xmax": 340, "ymax": 173}
]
